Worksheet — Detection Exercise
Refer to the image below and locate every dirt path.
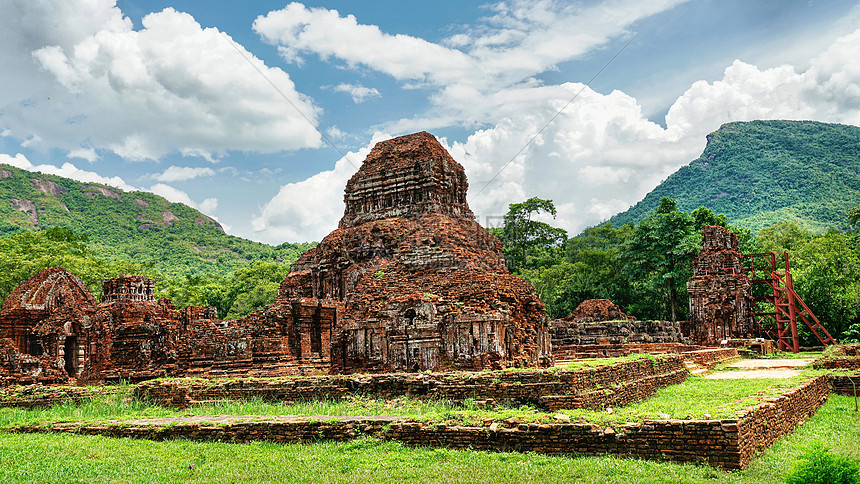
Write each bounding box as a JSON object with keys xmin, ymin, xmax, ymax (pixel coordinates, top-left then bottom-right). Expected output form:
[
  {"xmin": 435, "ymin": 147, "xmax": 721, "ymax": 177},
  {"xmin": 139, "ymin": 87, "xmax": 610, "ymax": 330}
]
[{"xmin": 705, "ymin": 358, "xmax": 814, "ymax": 379}]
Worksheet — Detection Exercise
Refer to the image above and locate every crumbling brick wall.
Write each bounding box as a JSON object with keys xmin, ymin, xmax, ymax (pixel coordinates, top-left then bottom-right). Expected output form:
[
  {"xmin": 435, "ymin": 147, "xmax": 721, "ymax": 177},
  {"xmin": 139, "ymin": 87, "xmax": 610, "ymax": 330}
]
[
  {"xmin": 135, "ymin": 354, "xmax": 687, "ymax": 410},
  {"xmin": 686, "ymin": 226, "xmax": 756, "ymax": 345},
  {"xmin": 551, "ymin": 299, "xmax": 688, "ymax": 358},
  {"xmin": 29, "ymin": 374, "xmax": 829, "ymax": 471},
  {"xmin": 0, "ymin": 269, "xmax": 343, "ymax": 385}
]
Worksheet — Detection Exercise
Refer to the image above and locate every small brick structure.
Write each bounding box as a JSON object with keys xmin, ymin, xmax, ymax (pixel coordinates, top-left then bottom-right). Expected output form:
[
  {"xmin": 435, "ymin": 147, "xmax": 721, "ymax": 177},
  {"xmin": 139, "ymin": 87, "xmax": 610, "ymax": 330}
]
[
  {"xmin": 686, "ymin": 226, "xmax": 756, "ymax": 345},
  {"xmin": 561, "ymin": 299, "xmax": 634, "ymax": 323},
  {"xmin": 814, "ymin": 344, "xmax": 860, "ymax": 370},
  {"xmin": 134, "ymin": 354, "xmax": 688, "ymax": 412},
  {"xmin": 551, "ymin": 299, "xmax": 690, "ymax": 360},
  {"xmin": 0, "ymin": 268, "xmax": 342, "ymax": 385}
]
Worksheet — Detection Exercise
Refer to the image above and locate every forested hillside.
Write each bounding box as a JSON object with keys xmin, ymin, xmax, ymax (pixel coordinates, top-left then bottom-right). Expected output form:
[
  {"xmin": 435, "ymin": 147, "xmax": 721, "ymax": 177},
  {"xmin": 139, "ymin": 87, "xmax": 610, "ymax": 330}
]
[
  {"xmin": 609, "ymin": 120, "xmax": 860, "ymax": 232},
  {"xmin": 0, "ymin": 163, "xmax": 313, "ymax": 277}
]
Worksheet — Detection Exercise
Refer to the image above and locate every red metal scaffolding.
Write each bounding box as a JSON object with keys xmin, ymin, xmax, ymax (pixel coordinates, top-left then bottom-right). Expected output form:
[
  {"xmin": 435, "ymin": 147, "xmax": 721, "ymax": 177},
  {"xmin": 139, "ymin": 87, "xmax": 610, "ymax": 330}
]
[{"xmin": 742, "ymin": 252, "xmax": 835, "ymax": 352}]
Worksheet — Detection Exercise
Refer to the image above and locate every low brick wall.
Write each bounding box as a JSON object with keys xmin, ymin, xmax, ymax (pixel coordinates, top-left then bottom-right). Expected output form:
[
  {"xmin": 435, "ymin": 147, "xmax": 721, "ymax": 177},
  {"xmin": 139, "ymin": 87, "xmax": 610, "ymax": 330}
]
[
  {"xmin": 553, "ymin": 342, "xmax": 701, "ymax": 360},
  {"xmin": 17, "ymin": 375, "xmax": 830, "ymax": 470},
  {"xmin": 736, "ymin": 375, "xmax": 829, "ymax": 464},
  {"xmin": 829, "ymin": 373, "xmax": 860, "ymax": 396},
  {"xmin": 815, "ymin": 357, "xmax": 860, "ymax": 370},
  {"xmin": 0, "ymin": 385, "xmax": 121, "ymax": 408},
  {"xmin": 682, "ymin": 348, "xmax": 740, "ymax": 369},
  {"xmin": 136, "ymin": 355, "xmax": 688, "ymax": 411}
]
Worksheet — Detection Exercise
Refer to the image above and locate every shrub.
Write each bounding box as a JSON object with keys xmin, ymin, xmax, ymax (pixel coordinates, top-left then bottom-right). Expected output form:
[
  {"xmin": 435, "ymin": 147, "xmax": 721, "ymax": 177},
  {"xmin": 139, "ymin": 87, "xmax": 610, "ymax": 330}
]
[{"xmin": 784, "ymin": 442, "xmax": 860, "ymax": 484}]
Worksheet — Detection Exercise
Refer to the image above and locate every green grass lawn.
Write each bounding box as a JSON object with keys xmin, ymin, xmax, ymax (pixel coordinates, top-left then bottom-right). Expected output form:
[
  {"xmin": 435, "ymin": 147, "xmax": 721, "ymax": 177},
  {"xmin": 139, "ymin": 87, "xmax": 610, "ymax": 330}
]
[{"xmin": 0, "ymin": 394, "xmax": 857, "ymax": 483}]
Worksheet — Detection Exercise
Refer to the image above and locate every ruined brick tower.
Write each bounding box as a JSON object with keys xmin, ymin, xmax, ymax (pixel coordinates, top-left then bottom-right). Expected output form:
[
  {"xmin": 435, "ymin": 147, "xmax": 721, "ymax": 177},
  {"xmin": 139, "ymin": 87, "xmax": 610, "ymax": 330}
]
[
  {"xmin": 281, "ymin": 131, "xmax": 551, "ymax": 372},
  {"xmin": 686, "ymin": 225, "xmax": 756, "ymax": 344}
]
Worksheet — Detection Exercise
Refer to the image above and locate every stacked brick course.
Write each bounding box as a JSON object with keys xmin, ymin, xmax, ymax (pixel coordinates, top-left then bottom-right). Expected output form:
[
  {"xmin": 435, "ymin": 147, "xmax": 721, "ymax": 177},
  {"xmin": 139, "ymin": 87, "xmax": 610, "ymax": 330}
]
[
  {"xmin": 135, "ymin": 355, "xmax": 687, "ymax": 411},
  {"xmin": 829, "ymin": 373, "xmax": 860, "ymax": 395},
  {"xmin": 551, "ymin": 299, "xmax": 688, "ymax": 359}
]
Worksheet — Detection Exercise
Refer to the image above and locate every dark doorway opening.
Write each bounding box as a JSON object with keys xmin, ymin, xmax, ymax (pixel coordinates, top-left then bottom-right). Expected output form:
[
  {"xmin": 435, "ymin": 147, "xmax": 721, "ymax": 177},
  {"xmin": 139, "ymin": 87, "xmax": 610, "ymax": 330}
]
[{"xmin": 64, "ymin": 336, "xmax": 78, "ymax": 376}]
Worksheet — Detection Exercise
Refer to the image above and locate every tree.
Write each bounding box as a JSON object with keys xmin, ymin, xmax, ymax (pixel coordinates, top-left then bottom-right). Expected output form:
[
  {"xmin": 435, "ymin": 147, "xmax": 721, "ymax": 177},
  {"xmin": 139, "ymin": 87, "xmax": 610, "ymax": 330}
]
[
  {"xmin": 156, "ymin": 261, "xmax": 290, "ymax": 319},
  {"xmin": 0, "ymin": 227, "xmax": 150, "ymax": 301},
  {"xmin": 755, "ymin": 221, "xmax": 813, "ymax": 253},
  {"xmin": 622, "ymin": 197, "xmax": 701, "ymax": 321},
  {"xmin": 501, "ymin": 197, "xmax": 567, "ymax": 271},
  {"xmin": 691, "ymin": 206, "xmax": 727, "ymax": 231},
  {"xmin": 791, "ymin": 231, "xmax": 860, "ymax": 341},
  {"xmin": 849, "ymin": 204, "xmax": 860, "ymax": 228},
  {"xmin": 223, "ymin": 261, "xmax": 290, "ymax": 319}
]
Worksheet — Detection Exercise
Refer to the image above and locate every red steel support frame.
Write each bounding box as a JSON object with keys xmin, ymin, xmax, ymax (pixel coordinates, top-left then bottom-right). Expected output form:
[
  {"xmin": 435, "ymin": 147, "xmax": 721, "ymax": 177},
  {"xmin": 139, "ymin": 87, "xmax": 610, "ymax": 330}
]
[{"xmin": 742, "ymin": 252, "xmax": 835, "ymax": 352}]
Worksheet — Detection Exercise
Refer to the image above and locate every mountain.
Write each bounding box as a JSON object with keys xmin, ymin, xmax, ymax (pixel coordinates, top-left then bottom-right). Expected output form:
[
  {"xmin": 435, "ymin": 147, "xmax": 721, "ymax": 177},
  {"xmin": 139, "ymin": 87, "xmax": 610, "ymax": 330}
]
[
  {"xmin": 608, "ymin": 120, "xmax": 860, "ymax": 232},
  {"xmin": 0, "ymin": 163, "xmax": 313, "ymax": 277}
]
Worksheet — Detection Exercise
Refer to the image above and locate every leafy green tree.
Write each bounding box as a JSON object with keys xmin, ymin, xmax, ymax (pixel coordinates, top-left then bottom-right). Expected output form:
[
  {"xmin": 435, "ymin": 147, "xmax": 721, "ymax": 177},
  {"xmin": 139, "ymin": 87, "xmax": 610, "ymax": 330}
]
[
  {"xmin": 223, "ymin": 261, "xmax": 290, "ymax": 319},
  {"xmin": 755, "ymin": 221, "xmax": 814, "ymax": 253},
  {"xmin": 0, "ymin": 227, "xmax": 150, "ymax": 301},
  {"xmin": 849, "ymin": 204, "xmax": 860, "ymax": 228},
  {"xmin": 691, "ymin": 206, "xmax": 727, "ymax": 231},
  {"xmin": 501, "ymin": 197, "xmax": 567, "ymax": 271},
  {"xmin": 157, "ymin": 273, "xmax": 228, "ymax": 315},
  {"xmin": 622, "ymin": 197, "xmax": 701, "ymax": 321},
  {"xmin": 156, "ymin": 261, "xmax": 290, "ymax": 319},
  {"xmin": 791, "ymin": 231, "xmax": 860, "ymax": 341}
]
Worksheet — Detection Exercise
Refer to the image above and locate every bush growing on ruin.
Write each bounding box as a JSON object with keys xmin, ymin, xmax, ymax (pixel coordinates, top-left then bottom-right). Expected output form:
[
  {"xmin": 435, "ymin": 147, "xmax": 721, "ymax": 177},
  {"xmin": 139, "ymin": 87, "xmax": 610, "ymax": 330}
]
[{"xmin": 784, "ymin": 442, "xmax": 860, "ymax": 484}]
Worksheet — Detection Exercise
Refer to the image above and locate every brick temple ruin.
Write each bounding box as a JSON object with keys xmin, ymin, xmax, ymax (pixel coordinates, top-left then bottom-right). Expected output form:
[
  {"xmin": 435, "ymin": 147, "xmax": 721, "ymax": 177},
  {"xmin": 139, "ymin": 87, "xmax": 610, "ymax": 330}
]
[
  {"xmin": 686, "ymin": 225, "xmax": 756, "ymax": 344},
  {"xmin": 280, "ymin": 131, "xmax": 551, "ymax": 372},
  {"xmin": 1, "ymin": 131, "xmax": 551, "ymax": 385}
]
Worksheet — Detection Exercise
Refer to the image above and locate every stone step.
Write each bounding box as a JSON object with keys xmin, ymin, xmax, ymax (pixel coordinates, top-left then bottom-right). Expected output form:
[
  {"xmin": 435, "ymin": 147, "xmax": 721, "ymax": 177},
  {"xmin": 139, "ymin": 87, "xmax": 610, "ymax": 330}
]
[{"xmin": 683, "ymin": 360, "xmax": 708, "ymax": 375}]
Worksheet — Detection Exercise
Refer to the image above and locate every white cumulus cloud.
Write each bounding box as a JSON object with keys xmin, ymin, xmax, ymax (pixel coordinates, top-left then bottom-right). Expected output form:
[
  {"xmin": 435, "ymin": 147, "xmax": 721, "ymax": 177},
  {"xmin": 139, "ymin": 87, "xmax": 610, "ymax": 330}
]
[
  {"xmin": 154, "ymin": 165, "xmax": 216, "ymax": 182},
  {"xmin": 253, "ymin": 26, "xmax": 860, "ymax": 241},
  {"xmin": 0, "ymin": 0, "xmax": 322, "ymax": 162},
  {"xmin": 251, "ymin": 135, "xmax": 389, "ymax": 243},
  {"xmin": 148, "ymin": 182, "xmax": 221, "ymax": 220},
  {"xmin": 330, "ymin": 83, "xmax": 381, "ymax": 103},
  {"xmin": 0, "ymin": 152, "xmax": 136, "ymax": 191}
]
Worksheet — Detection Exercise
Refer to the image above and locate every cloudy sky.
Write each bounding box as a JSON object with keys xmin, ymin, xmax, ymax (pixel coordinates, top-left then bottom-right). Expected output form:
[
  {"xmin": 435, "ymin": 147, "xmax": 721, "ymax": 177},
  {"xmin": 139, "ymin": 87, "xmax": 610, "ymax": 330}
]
[{"xmin": 2, "ymin": 0, "xmax": 859, "ymax": 244}]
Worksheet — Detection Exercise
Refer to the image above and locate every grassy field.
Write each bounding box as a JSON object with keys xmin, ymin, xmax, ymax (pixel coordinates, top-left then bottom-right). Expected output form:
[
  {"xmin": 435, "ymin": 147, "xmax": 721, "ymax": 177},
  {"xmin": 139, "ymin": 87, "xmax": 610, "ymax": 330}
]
[
  {"xmin": 0, "ymin": 394, "xmax": 857, "ymax": 483},
  {"xmin": 0, "ymin": 358, "xmax": 855, "ymax": 483}
]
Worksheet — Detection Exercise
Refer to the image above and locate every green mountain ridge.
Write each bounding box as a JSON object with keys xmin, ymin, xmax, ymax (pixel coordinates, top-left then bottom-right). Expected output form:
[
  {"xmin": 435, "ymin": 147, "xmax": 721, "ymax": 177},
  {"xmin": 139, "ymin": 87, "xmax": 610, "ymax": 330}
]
[
  {"xmin": 0, "ymin": 163, "xmax": 313, "ymax": 277},
  {"xmin": 609, "ymin": 120, "xmax": 860, "ymax": 232}
]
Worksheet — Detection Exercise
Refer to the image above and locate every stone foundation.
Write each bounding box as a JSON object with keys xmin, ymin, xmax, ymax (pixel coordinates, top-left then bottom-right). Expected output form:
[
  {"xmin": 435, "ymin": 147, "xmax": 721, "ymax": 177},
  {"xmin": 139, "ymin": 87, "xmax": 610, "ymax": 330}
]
[
  {"xmin": 552, "ymin": 342, "xmax": 700, "ymax": 360},
  {"xmin": 17, "ymin": 375, "xmax": 830, "ymax": 470},
  {"xmin": 814, "ymin": 345, "xmax": 860, "ymax": 370},
  {"xmin": 134, "ymin": 355, "xmax": 688, "ymax": 411},
  {"xmin": 681, "ymin": 348, "xmax": 741, "ymax": 369}
]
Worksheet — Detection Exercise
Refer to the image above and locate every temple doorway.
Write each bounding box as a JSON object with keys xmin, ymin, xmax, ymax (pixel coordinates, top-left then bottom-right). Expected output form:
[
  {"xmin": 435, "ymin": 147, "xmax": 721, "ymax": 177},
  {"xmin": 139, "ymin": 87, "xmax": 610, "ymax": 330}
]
[{"xmin": 64, "ymin": 336, "xmax": 78, "ymax": 376}]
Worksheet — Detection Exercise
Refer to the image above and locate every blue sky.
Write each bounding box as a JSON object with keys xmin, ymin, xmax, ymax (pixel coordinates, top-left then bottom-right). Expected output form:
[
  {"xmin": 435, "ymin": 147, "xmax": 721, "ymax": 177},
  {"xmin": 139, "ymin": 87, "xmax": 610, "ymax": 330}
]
[{"xmin": 2, "ymin": 0, "xmax": 859, "ymax": 244}]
